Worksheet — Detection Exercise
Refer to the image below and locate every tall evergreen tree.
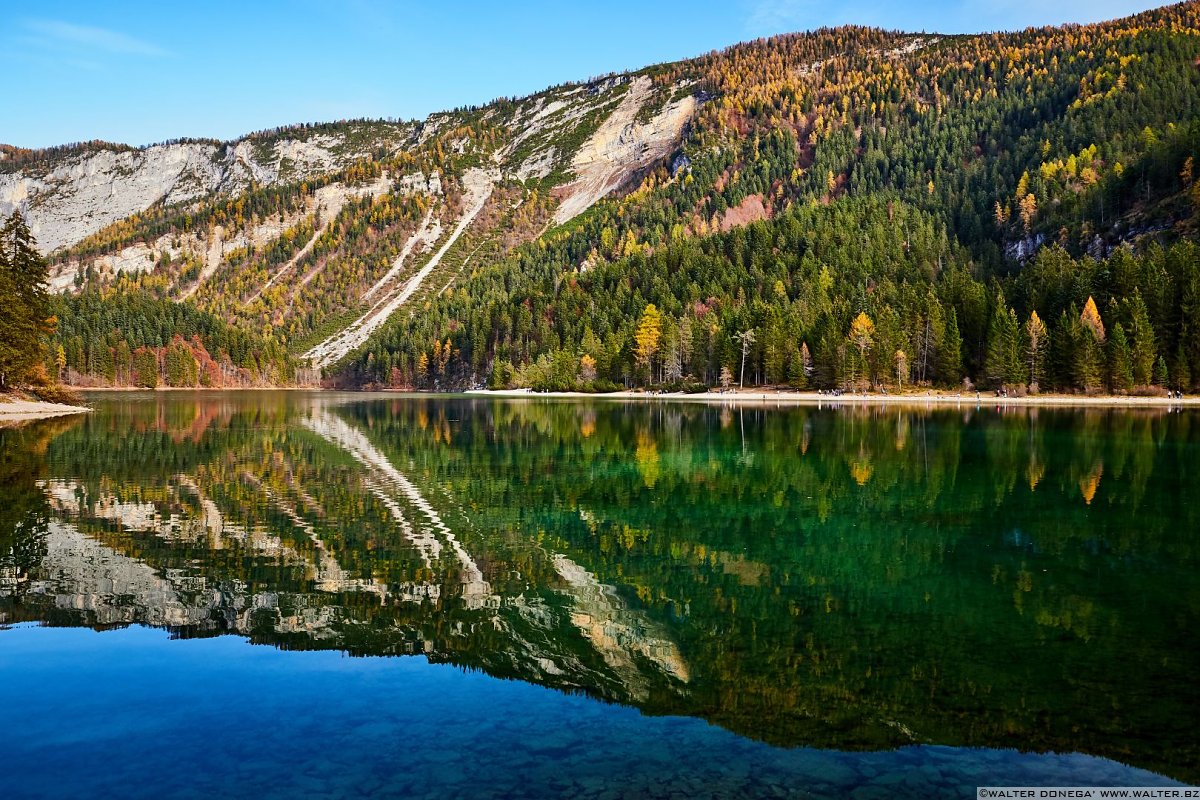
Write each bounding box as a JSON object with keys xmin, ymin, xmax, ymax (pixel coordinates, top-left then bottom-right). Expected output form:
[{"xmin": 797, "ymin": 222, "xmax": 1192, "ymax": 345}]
[
  {"xmin": 1125, "ymin": 292, "xmax": 1158, "ymax": 387},
  {"xmin": 938, "ymin": 308, "xmax": 963, "ymax": 387},
  {"xmin": 1108, "ymin": 323, "xmax": 1134, "ymax": 393},
  {"xmin": 984, "ymin": 293, "xmax": 1021, "ymax": 388},
  {"xmin": 0, "ymin": 212, "xmax": 54, "ymax": 390}
]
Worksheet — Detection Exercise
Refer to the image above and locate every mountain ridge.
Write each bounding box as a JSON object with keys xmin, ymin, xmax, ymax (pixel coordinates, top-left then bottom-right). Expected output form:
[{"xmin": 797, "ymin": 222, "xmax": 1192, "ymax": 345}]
[{"xmin": 7, "ymin": 2, "xmax": 1200, "ymax": 394}]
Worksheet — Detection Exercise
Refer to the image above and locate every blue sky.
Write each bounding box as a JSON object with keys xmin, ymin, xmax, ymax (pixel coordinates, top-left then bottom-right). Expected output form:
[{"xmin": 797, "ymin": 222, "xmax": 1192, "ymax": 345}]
[{"xmin": 3, "ymin": 0, "xmax": 1165, "ymax": 148}]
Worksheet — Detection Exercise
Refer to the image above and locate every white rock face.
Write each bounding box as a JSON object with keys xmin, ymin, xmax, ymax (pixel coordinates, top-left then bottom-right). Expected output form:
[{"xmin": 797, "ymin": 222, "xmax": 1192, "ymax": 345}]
[
  {"xmin": 1, "ymin": 127, "xmax": 411, "ymax": 254},
  {"xmin": 45, "ymin": 171, "xmax": 400, "ymax": 294},
  {"xmin": 553, "ymin": 77, "xmax": 697, "ymax": 225}
]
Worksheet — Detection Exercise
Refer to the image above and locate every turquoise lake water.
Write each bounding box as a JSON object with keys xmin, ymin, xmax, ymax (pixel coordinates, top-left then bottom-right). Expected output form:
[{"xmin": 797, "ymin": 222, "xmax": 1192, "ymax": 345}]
[{"xmin": 0, "ymin": 392, "xmax": 1196, "ymax": 798}]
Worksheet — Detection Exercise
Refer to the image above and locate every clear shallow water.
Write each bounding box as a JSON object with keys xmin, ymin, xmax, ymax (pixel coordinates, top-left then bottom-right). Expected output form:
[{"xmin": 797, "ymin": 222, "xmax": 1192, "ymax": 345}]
[{"xmin": 0, "ymin": 392, "xmax": 1197, "ymax": 798}]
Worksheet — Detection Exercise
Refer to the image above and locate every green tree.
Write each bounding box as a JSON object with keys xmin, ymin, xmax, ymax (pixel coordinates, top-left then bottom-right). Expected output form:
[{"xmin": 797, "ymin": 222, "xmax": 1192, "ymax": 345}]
[
  {"xmin": 938, "ymin": 308, "xmax": 964, "ymax": 386},
  {"xmin": 1108, "ymin": 323, "xmax": 1133, "ymax": 393},
  {"xmin": 133, "ymin": 348, "xmax": 159, "ymax": 389},
  {"xmin": 0, "ymin": 212, "xmax": 54, "ymax": 390},
  {"xmin": 1126, "ymin": 292, "xmax": 1157, "ymax": 387},
  {"xmin": 1154, "ymin": 355, "xmax": 1170, "ymax": 387},
  {"xmin": 985, "ymin": 293, "xmax": 1021, "ymax": 388}
]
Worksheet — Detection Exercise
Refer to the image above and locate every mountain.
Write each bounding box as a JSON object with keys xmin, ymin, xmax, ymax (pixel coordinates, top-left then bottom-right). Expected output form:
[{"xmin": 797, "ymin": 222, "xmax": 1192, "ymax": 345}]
[{"xmin": 7, "ymin": 2, "xmax": 1200, "ymax": 392}]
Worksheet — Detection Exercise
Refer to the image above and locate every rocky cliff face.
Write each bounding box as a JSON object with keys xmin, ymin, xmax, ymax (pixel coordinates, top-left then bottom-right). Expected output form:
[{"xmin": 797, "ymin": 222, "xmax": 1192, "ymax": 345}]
[
  {"xmin": 3, "ymin": 73, "xmax": 697, "ymax": 261},
  {"xmin": 0, "ymin": 125, "xmax": 413, "ymax": 253}
]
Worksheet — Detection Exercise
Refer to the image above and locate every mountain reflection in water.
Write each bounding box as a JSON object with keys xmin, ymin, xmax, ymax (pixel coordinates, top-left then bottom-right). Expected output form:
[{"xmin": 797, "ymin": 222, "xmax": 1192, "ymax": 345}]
[{"xmin": 1, "ymin": 392, "xmax": 1197, "ymax": 793}]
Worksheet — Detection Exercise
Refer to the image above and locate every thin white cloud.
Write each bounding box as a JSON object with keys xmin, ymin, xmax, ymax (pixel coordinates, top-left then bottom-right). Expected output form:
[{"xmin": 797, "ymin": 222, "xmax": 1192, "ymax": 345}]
[{"xmin": 24, "ymin": 18, "xmax": 168, "ymax": 57}]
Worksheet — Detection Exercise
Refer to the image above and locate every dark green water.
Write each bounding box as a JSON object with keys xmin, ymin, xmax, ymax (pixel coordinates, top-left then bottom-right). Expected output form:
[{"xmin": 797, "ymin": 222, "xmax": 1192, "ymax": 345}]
[{"xmin": 1, "ymin": 392, "xmax": 1197, "ymax": 798}]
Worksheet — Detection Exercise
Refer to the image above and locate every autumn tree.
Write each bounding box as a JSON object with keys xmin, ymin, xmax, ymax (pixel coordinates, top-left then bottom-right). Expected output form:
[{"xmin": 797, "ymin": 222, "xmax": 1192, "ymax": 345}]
[
  {"xmin": 579, "ymin": 353, "xmax": 597, "ymax": 383},
  {"xmin": 1025, "ymin": 311, "xmax": 1048, "ymax": 390},
  {"xmin": 847, "ymin": 312, "xmax": 874, "ymax": 385},
  {"xmin": 1018, "ymin": 193, "xmax": 1038, "ymax": 232},
  {"xmin": 1075, "ymin": 296, "xmax": 1107, "ymax": 390},
  {"xmin": 634, "ymin": 303, "xmax": 663, "ymax": 384}
]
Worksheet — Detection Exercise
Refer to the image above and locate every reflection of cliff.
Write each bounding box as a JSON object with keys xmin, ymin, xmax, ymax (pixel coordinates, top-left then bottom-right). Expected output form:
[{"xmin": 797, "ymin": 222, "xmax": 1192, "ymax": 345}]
[
  {"xmin": 13, "ymin": 409, "xmax": 692, "ymax": 712},
  {"xmin": 553, "ymin": 554, "xmax": 689, "ymax": 689},
  {"xmin": 305, "ymin": 409, "xmax": 690, "ymax": 699},
  {"xmin": 302, "ymin": 410, "xmax": 494, "ymax": 608},
  {"xmin": 12, "ymin": 520, "xmax": 346, "ymax": 639}
]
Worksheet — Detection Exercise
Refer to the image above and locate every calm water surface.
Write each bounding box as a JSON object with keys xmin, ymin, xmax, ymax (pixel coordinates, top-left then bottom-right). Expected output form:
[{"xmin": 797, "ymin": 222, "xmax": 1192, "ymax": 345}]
[{"xmin": 0, "ymin": 392, "xmax": 1197, "ymax": 799}]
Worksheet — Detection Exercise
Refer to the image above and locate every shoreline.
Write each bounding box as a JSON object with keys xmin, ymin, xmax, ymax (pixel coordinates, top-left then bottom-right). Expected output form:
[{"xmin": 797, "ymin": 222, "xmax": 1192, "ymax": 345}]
[
  {"xmin": 64, "ymin": 385, "xmax": 1200, "ymax": 408},
  {"xmin": 0, "ymin": 398, "xmax": 91, "ymax": 422},
  {"xmin": 465, "ymin": 388, "xmax": 1200, "ymax": 407}
]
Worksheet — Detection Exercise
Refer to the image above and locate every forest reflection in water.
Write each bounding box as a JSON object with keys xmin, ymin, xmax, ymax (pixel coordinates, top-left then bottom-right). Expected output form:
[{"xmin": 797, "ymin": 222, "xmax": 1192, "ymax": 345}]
[{"xmin": 0, "ymin": 392, "xmax": 1197, "ymax": 790}]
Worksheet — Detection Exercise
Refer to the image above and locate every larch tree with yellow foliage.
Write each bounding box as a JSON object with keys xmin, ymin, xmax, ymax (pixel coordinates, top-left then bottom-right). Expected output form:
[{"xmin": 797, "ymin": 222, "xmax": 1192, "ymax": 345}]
[
  {"xmin": 1025, "ymin": 311, "xmax": 1048, "ymax": 389},
  {"xmin": 634, "ymin": 304, "xmax": 663, "ymax": 384},
  {"xmin": 848, "ymin": 312, "xmax": 875, "ymax": 386},
  {"xmin": 1076, "ymin": 296, "xmax": 1107, "ymax": 390}
]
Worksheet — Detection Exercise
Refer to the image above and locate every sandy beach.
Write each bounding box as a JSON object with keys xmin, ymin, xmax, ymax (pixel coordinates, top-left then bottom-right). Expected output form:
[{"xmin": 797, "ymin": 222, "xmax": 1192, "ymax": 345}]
[
  {"xmin": 40, "ymin": 385, "xmax": 1200, "ymax": 408},
  {"xmin": 0, "ymin": 397, "xmax": 91, "ymax": 422}
]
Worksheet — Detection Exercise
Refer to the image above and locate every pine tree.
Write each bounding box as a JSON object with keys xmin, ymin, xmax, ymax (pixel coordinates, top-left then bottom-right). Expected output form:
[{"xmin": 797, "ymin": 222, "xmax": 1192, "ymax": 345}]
[
  {"xmin": 985, "ymin": 293, "xmax": 1021, "ymax": 388},
  {"xmin": 1108, "ymin": 323, "xmax": 1133, "ymax": 393},
  {"xmin": 938, "ymin": 308, "xmax": 963, "ymax": 386},
  {"xmin": 793, "ymin": 341, "xmax": 813, "ymax": 389},
  {"xmin": 1154, "ymin": 356, "xmax": 1170, "ymax": 387},
  {"xmin": 133, "ymin": 348, "xmax": 159, "ymax": 388},
  {"xmin": 1179, "ymin": 258, "xmax": 1200, "ymax": 390},
  {"xmin": 1126, "ymin": 291, "xmax": 1157, "ymax": 387},
  {"xmin": 0, "ymin": 211, "xmax": 54, "ymax": 390}
]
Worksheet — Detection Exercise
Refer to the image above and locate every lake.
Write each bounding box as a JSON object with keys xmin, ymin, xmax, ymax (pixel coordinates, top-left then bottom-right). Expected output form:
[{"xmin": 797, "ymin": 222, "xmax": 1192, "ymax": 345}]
[{"xmin": 1, "ymin": 392, "xmax": 1197, "ymax": 799}]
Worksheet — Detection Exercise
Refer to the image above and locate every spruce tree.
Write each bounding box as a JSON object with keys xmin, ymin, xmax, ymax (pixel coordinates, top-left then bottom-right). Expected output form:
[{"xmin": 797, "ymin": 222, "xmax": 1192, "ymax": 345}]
[
  {"xmin": 1108, "ymin": 323, "xmax": 1133, "ymax": 393},
  {"xmin": 1126, "ymin": 291, "xmax": 1157, "ymax": 387},
  {"xmin": 1154, "ymin": 356, "xmax": 1170, "ymax": 387},
  {"xmin": 984, "ymin": 293, "xmax": 1021, "ymax": 388},
  {"xmin": 0, "ymin": 212, "xmax": 53, "ymax": 391},
  {"xmin": 937, "ymin": 308, "xmax": 963, "ymax": 386}
]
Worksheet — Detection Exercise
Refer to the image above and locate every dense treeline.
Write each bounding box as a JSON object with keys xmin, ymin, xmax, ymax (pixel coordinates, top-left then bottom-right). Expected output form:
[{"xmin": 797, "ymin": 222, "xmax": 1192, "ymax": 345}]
[
  {"xmin": 50, "ymin": 282, "xmax": 294, "ymax": 387},
  {"xmin": 346, "ymin": 194, "xmax": 1200, "ymax": 393}
]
